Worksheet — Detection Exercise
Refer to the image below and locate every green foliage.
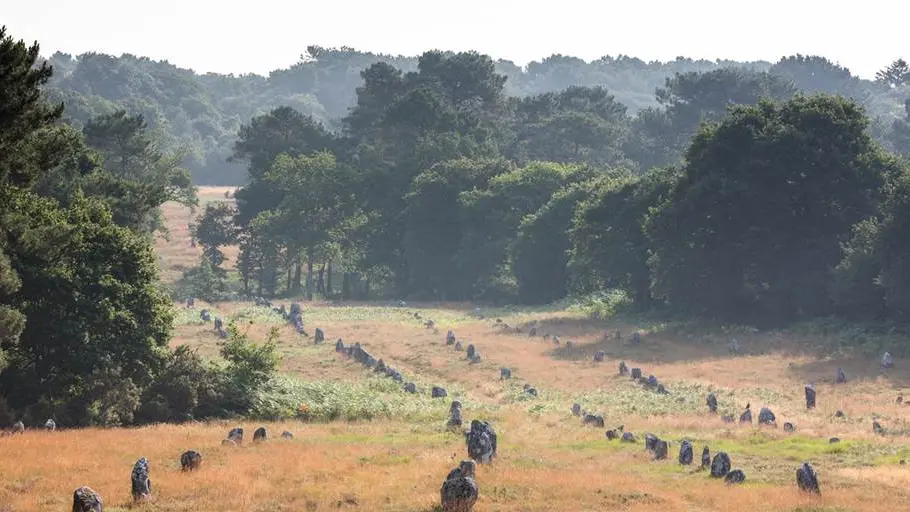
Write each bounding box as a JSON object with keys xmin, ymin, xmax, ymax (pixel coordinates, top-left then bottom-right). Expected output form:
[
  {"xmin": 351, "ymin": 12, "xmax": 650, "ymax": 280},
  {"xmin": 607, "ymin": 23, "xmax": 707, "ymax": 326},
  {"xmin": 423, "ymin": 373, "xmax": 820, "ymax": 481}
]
[
  {"xmin": 218, "ymin": 323, "xmax": 282, "ymax": 411},
  {"xmin": 646, "ymin": 95, "xmax": 894, "ymax": 324},
  {"xmin": 175, "ymin": 257, "xmax": 231, "ymax": 303},
  {"xmin": 513, "ymin": 180, "xmax": 598, "ymax": 304},
  {"xmin": 191, "ymin": 201, "xmax": 237, "ymax": 268}
]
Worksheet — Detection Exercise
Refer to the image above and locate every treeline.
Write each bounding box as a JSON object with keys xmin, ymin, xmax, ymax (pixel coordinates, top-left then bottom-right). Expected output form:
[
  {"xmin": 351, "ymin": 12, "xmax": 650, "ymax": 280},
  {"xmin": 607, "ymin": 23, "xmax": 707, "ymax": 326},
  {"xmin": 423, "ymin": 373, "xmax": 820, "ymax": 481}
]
[
  {"xmin": 0, "ymin": 27, "xmax": 281, "ymax": 427},
  {"xmin": 40, "ymin": 47, "xmax": 910, "ymax": 184},
  {"xmin": 192, "ymin": 51, "xmax": 910, "ymax": 329}
]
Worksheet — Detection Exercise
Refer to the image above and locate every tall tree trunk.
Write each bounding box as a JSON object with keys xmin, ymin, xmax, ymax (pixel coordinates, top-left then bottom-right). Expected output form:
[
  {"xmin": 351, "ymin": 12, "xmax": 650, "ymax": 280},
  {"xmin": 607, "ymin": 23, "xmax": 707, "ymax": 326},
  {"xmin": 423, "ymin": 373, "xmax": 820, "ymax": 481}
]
[
  {"xmin": 326, "ymin": 260, "xmax": 333, "ymax": 298},
  {"xmin": 317, "ymin": 263, "xmax": 326, "ymax": 295},
  {"xmin": 286, "ymin": 260, "xmax": 293, "ymax": 295},
  {"xmin": 292, "ymin": 251, "xmax": 302, "ymax": 295},
  {"xmin": 342, "ymin": 272, "xmax": 350, "ymax": 301},
  {"xmin": 306, "ymin": 247, "xmax": 314, "ymax": 301}
]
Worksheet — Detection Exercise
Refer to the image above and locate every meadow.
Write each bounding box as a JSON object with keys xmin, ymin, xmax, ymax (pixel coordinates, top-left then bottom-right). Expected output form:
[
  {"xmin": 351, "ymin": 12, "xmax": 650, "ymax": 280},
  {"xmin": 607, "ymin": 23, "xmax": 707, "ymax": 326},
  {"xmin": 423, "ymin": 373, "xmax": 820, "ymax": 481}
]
[{"xmin": 2, "ymin": 188, "xmax": 909, "ymax": 511}]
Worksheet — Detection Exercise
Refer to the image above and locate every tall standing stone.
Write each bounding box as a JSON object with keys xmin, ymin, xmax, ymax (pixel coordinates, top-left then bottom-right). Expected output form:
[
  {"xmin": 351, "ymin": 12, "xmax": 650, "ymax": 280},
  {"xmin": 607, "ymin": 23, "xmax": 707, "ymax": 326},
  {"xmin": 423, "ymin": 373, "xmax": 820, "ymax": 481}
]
[
  {"xmin": 314, "ymin": 328, "xmax": 325, "ymax": 344},
  {"xmin": 836, "ymin": 367, "xmax": 846, "ymax": 384},
  {"xmin": 131, "ymin": 457, "xmax": 152, "ymax": 501},
  {"xmin": 446, "ymin": 330, "xmax": 456, "ymax": 345},
  {"xmin": 706, "ymin": 393, "xmax": 718, "ymax": 413},
  {"xmin": 571, "ymin": 403, "xmax": 581, "ymax": 416},
  {"xmin": 653, "ymin": 440, "xmax": 669, "ymax": 460},
  {"xmin": 253, "ymin": 426, "xmax": 268, "ymax": 442},
  {"xmin": 594, "ymin": 350, "xmax": 605, "ymax": 362},
  {"xmin": 678, "ymin": 440, "xmax": 693, "ymax": 465},
  {"xmin": 44, "ymin": 418, "xmax": 56, "ymax": 431},
  {"xmin": 701, "ymin": 446, "xmax": 710, "ymax": 468},
  {"xmin": 619, "ymin": 361, "xmax": 629, "ymax": 376},
  {"xmin": 805, "ymin": 384, "xmax": 816, "ymax": 409},
  {"xmin": 500, "ymin": 368, "xmax": 512, "ymax": 380},
  {"xmin": 466, "ymin": 344, "xmax": 476, "ymax": 359},
  {"xmin": 465, "ymin": 420, "xmax": 497, "ymax": 464},
  {"xmin": 796, "ymin": 462, "xmax": 821, "ymax": 494}
]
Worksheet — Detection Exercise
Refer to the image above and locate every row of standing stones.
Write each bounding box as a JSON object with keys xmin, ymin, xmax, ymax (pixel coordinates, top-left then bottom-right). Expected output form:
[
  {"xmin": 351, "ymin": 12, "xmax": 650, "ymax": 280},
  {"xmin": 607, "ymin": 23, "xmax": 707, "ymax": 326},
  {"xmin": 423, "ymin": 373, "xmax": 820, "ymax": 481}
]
[{"xmin": 71, "ymin": 426, "xmax": 296, "ymax": 511}]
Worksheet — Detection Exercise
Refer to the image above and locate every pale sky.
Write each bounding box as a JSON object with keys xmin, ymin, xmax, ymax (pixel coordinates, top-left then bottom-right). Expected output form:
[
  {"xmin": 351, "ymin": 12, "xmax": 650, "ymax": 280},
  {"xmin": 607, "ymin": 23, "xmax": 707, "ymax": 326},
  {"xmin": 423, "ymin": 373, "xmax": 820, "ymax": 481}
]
[{"xmin": 4, "ymin": 0, "xmax": 907, "ymax": 79}]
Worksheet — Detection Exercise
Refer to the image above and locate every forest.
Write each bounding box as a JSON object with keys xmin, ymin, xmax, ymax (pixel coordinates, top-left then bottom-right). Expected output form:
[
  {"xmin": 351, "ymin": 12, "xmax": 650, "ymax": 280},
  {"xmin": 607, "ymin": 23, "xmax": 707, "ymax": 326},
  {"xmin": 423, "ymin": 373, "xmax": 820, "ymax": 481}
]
[{"xmin": 4, "ymin": 22, "xmax": 910, "ymax": 426}]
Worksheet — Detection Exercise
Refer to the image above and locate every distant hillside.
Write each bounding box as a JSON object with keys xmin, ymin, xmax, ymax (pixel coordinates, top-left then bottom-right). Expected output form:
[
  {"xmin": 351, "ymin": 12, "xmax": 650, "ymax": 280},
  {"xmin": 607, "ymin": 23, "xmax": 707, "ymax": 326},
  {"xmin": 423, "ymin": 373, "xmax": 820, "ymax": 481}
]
[{"xmin": 40, "ymin": 46, "xmax": 908, "ymax": 185}]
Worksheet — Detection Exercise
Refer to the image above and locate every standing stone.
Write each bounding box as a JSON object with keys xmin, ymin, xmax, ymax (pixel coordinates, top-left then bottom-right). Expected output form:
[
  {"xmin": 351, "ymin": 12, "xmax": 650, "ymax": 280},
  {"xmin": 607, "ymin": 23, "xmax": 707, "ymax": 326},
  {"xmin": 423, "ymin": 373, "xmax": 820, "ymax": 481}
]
[
  {"xmin": 618, "ymin": 361, "xmax": 629, "ymax": 376},
  {"xmin": 432, "ymin": 386, "xmax": 448, "ymax": 398},
  {"xmin": 621, "ymin": 432, "xmax": 636, "ymax": 443},
  {"xmin": 314, "ymin": 328, "xmax": 325, "ymax": 344},
  {"xmin": 466, "ymin": 344, "xmax": 476, "ymax": 359},
  {"xmin": 281, "ymin": 431, "xmax": 294, "ymax": 440},
  {"xmin": 200, "ymin": 309, "xmax": 211, "ymax": 322},
  {"xmin": 12, "ymin": 420, "xmax": 24, "ymax": 434},
  {"xmin": 758, "ymin": 407, "xmax": 776, "ymax": 426},
  {"xmin": 335, "ymin": 339, "xmax": 344, "ymax": 352},
  {"xmin": 44, "ymin": 418, "xmax": 56, "ymax": 431},
  {"xmin": 376, "ymin": 359, "xmax": 387, "ymax": 373},
  {"xmin": 644, "ymin": 433, "xmax": 659, "ymax": 452},
  {"xmin": 226, "ymin": 427, "xmax": 243, "ymax": 445},
  {"xmin": 706, "ymin": 393, "xmax": 718, "ymax": 413},
  {"xmin": 678, "ymin": 440, "xmax": 693, "ymax": 465},
  {"xmin": 446, "ymin": 330, "xmax": 456, "ymax": 345},
  {"xmin": 654, "ymin": 440, "xmax": 669, "ymax": 460},
  {"xmin": 836, "ymin": 367, "xmax": 847, "ymax": 384},
  {"xmin": 213, "ymin": 316, "xmax": 223, "ymax": 331},
  {"xmin": 739, "ymin": 405, "xmax": 752, "ymax": 423},
  {"xmin": 594, "ymin": 350, "xmax": 605, "ymax": 362},
  {"xmin": 805, "ymin": 384, "xmax": 816, "ymax": 409},
  {"xmin": 253, "ymin": 426, "xmax": 268, "ymax": 442},
  {"xmin": 710, "ymin": 452, "xmax": 731, "ymax": 478},
  {"xmin": 631, "ymin": 332, "xmax": 641, "ymax": 344},
  {"xmin": 783, "ymin": 422, "xmax": 795, "ymax": 432},
  {"xmin": 404, "ymin": 382, "xmax": 417, "ymax": 393},
  {"xmin": 448, "ymin": 402, "xmax": 463, "ymax": 429},
  {"xmin": 583, "ymin": 414, "xmax": 605, "ymax": 428},
  {"xmin": 500, "ymin": 368, "xmax": 512, "ymax": 380},
  {"xmin": 571, "ymin": 403, "xmax": 581, "ymax": 416},
  {"xmin": 72, "ymin": 486, "xmax": 103, "ymax": 512},
  {"xmin": 180, "ymin": 450, "xmax": 202, "ymax": 471},
  {"xmin": 454, "ymin": 341, "xmax": 463, "ymax": 351},
  {"xmin": 525, "ymin": 387, "xmax": 538, "ymax": 397},
  {"xmin": 465, "ymin": 420, "xmax": 497, "ymax": 464},
  {"xmin": 131, "ymin": 457, "xmax": 152, "ymax": 501},
  {"xmin": 701, "ymin": 446, "xmax": 710, "ymax": 468},
  {"xmin": 631, "ymin": 368, "xmax": 642, "ymax": 379},
  {"xmin": 724, "ymin": 469, "xmax": 746, "ymax": 484},
  {"xmin": 873, "ymin": 420, "xmax": 885, "ymax": 435},
  {"xmin": 796, "ymin": 462, "xmax": 821, "ymax": 494},
  {"xmin": 529, "ymin": 327, "xmax": 537, "ymax": 337},
  {"xmin": 882, "ymin": 351, "xmax": 893, "ymax": 368},
  {"xmin": 440, "ymin": 460, "xmax": 479, "ymax": 512}
]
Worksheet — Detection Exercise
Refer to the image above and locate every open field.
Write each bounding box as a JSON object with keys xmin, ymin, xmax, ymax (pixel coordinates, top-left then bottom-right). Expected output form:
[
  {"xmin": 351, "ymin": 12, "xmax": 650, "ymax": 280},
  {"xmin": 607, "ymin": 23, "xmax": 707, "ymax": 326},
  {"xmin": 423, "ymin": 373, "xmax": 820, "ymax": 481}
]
[{"xmin": 3, "ymin": 188, "xmax": 909, "ymax": 511}]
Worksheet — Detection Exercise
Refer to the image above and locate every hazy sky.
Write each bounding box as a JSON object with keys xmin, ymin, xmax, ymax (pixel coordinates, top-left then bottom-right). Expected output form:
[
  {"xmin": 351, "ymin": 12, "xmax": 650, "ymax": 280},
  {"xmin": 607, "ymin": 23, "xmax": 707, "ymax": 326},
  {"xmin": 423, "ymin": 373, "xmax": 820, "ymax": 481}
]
[{"xmin": 4, "ymin": 0, "xmax": 907, "ymax": 78}]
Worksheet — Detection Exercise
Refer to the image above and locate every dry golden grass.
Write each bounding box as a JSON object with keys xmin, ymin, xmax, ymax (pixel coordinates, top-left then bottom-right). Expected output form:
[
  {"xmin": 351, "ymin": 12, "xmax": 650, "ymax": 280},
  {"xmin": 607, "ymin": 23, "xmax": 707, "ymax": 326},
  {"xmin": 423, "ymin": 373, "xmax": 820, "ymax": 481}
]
[{"xmin": 5, "ymin": 187, "xmax": 907, "ymax": 510}]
